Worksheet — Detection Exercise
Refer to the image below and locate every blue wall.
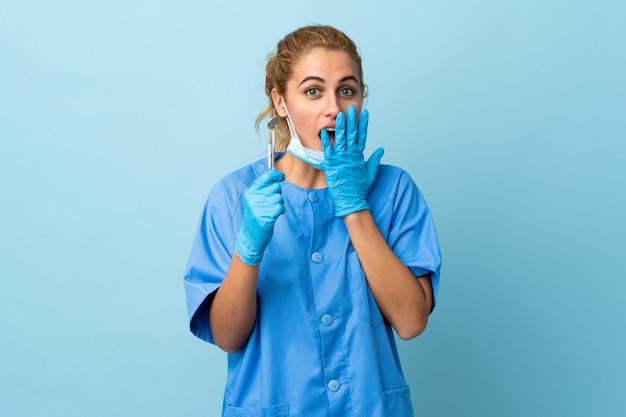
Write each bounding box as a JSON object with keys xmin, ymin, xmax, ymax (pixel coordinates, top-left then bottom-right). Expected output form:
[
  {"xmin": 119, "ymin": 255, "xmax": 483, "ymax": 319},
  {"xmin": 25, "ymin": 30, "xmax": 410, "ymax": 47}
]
[{"xmin": 1, "ymin": 1, "xmax": 624, "ymax": 416}]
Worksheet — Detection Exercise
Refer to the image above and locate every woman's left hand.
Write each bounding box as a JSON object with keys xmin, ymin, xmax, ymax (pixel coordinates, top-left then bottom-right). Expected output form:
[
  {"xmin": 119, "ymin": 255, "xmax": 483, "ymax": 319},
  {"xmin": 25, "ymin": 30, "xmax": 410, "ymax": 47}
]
[{"xmin": 321, "ymin": 106, "xmax": 384, "ymax": 218}]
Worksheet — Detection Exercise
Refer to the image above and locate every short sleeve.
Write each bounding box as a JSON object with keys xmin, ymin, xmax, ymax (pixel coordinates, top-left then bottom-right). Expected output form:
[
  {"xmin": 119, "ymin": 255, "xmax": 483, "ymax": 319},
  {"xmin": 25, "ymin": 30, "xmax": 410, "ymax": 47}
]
[
  {"xmin": 370, "ymin": 167, "xmax": 442, "ymax": 310},
  {"xmin": 183, "ymin": 181, "xmax": 238, "ymax": 344}
]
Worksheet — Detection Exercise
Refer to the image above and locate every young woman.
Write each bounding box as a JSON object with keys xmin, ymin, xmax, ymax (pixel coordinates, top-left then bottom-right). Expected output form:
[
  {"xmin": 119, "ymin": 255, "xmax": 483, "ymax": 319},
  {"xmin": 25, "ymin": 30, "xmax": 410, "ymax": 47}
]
[{"xmin": 184, "ymin": 25, "xmax": 441, "ymax": 417}]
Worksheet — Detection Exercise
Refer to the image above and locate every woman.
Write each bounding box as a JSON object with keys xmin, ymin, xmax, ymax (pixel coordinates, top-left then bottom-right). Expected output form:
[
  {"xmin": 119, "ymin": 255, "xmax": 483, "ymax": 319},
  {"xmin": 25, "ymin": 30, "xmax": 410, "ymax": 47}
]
[{"xmin": 184, "ymin": 25, "xmax": 441, "ymax": 417}]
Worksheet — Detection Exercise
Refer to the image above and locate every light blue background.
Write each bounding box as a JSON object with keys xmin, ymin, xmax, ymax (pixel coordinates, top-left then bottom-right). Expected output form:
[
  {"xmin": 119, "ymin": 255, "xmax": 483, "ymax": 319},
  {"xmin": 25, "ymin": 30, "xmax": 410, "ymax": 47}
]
[{"xmin": 1, "ymin": 1, "xmax": 624, "ymax": 416}]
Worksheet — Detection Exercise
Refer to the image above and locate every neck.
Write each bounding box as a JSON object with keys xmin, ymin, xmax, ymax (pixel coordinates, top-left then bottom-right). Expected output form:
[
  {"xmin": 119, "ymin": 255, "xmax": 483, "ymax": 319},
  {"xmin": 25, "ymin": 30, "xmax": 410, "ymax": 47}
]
[{"xmin": 276, "ymin": 153, "xmax": 327, "ymax": 189}]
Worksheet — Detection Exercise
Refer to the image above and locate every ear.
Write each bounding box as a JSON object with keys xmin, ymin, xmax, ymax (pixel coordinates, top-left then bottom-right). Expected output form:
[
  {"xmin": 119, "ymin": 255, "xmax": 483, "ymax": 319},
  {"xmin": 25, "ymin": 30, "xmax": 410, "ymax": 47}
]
[{"xmin": 271, "ymin": 88, "xmax": 287, "ymax": 118}]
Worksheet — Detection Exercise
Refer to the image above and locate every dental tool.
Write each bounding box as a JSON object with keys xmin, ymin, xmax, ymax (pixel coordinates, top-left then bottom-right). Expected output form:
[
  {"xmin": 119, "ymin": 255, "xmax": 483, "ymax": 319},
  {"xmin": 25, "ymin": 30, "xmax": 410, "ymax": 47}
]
[{"xmin": 267, "ymin": 116, "xmax": 279, "ymax": 170}]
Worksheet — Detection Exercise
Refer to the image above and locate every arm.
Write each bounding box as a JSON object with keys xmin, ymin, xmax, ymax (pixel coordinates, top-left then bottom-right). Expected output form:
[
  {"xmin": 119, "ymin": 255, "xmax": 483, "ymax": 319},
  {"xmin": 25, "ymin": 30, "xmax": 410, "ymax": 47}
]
[
  {"xmin": 210, "ymin": 169, "xmax": 285, "ymax": 353},
  {"xmin": 209, "ymin": 255, "xmax": 259, "ymax": 353},
  {"xmin": 343, "ymin": 210, "xmax": 432, "ymax": 339},
  {"xmin": 322, "ymin": 106, "xmax": 433, "ymax": 339}
]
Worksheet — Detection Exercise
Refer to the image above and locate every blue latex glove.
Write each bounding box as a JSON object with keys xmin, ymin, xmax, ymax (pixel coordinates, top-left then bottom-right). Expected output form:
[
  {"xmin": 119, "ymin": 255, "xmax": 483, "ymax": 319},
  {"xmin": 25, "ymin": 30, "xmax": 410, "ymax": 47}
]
[
  {"xmin": 235, "ymin": 169, "xmax": 285, "ymax": 266},
  {"xmin": 321, "ymin": 106, "xmax": 384, "ymax": 218}
]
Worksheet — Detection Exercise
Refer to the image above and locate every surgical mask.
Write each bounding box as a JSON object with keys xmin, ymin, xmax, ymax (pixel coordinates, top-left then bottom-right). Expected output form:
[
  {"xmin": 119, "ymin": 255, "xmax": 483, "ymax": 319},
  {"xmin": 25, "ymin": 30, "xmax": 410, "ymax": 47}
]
[{"xmin": 281, "ymin": 97, "xmax": 325, "ymax": 170}]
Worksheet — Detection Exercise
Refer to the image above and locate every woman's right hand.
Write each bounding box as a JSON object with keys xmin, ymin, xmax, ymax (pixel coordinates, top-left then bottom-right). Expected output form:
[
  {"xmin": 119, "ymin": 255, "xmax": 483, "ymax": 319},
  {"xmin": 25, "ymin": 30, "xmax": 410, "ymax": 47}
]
[{"xmin": 235, "ymin": 169, "xmax": 285, "ymax": 266}]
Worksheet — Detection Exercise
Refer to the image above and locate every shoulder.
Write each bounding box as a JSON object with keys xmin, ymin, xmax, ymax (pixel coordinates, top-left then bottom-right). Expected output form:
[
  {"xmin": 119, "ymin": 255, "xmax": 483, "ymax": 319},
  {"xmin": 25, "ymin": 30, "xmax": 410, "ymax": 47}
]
[
  {"xmin": 372, "ymin": 164, "xmax": 422, "ymax": 199},
  {"xmin": 218, "ymin": 157, "xmax": 266, "ymax": 189},
  {"xmin": 375, "ymin": 164, "xmax": 412, "ymax": 183},
  {"xmin": 207, "ymin": 157, "xmax": 267, "ymax": 210}
]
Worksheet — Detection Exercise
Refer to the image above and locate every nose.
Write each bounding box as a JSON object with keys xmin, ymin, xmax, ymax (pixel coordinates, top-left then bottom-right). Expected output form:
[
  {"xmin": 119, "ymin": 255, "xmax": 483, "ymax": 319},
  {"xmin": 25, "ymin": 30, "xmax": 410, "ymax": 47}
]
[{"xmin": 324, "ymin": 94, "xmax": 340, "ymax": 118}]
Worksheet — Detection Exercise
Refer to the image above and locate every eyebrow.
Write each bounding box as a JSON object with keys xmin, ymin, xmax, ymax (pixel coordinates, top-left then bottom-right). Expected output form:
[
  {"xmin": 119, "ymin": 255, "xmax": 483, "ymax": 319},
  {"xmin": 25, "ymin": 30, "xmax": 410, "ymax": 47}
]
[{"xmin": 298, "ymin": 75, "xmax": 359, "ymax": 87}]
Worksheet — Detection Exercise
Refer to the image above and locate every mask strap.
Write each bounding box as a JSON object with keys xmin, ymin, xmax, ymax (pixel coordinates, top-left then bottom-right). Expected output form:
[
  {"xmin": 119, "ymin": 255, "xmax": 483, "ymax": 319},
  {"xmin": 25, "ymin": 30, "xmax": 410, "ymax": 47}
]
[{"xmin": 281, "ymin": 97, "xmax": 298, "ymax": 139}]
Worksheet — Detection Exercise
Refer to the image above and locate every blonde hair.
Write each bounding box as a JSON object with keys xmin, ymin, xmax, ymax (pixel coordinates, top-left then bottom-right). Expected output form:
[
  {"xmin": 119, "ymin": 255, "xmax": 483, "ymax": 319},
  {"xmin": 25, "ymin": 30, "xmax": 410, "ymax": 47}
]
[{"xmin": 255, "ymin": 25, "xmax": 366, "ymax": 151}]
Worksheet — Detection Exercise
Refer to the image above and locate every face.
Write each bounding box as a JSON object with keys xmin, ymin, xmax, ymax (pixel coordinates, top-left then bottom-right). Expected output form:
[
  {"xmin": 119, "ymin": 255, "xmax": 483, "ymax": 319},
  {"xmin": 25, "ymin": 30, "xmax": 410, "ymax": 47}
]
[{"xmin": 272, "ymin": 48, "xmax": 363, "ymax": 150}]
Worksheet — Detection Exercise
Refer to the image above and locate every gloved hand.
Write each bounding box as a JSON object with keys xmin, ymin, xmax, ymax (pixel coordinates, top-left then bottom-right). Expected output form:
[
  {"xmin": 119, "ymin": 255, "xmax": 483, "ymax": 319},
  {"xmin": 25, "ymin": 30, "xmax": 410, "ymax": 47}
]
[
  {"xmin": 235, "ymin": 169, "xmax": 286, "ymax": 266},
  {"xmin": 321, "ymin": 105, "xmax": 384, "ymax": 218}
]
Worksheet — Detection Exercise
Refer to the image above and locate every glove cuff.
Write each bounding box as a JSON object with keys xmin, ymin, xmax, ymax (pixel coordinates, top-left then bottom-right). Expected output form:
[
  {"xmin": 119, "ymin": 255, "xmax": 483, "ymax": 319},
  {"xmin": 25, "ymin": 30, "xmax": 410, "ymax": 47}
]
[
  {"xmin": 335, "ymin": 201, "xmax": 370, "ymax": 218},
  {"xmin": 235, "ymin": 233, "xmax": 263, "ymax": 266}
]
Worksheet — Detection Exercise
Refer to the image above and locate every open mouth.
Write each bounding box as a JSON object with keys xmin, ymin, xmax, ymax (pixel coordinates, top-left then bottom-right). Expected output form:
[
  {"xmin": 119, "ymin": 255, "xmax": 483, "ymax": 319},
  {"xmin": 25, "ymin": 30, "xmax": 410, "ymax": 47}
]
[{"xmin": 320, "ymin": 128, "xmax": 336, "ymax": 143}]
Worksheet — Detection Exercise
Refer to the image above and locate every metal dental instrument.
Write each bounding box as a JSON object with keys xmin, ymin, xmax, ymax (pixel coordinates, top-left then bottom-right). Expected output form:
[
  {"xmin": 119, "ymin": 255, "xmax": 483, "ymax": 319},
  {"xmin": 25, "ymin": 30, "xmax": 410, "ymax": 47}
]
[{"xmin": 267, "ymin": 116, "xmax": 279, "ymax": 170}]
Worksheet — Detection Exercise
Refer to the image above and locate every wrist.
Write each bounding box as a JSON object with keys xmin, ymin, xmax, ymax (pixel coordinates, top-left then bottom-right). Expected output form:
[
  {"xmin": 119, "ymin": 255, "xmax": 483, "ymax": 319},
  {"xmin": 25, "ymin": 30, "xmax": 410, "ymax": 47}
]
[
  {"xmin": 235, "ymin": 233, "xmax": 264, "ymax": 266},
  {"xmin": 341, "ymin": 208, "xmax": 371, "ymax": 223},
  {"xmin": 334, "ymin": 200, "xmax": 369, "ymax": 218}
]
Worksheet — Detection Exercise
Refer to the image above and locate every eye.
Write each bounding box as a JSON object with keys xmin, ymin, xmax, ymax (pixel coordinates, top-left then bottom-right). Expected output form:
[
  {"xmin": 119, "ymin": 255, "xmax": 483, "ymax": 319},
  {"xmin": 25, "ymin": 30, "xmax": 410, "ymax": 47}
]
[
  {"xmin": 339, "ymin": 87, "xmax": 355, "ymax": 97},
  {"xmin": 305, "ymin": 88, "xmax": 320, "ymax": 97}
]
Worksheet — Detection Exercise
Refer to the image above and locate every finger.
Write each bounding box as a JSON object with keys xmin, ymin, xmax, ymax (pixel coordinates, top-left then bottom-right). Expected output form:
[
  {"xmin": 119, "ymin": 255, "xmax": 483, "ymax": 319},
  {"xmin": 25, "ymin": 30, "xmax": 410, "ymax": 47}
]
[
  {"xmin": 276, "ymin": 196, "xmax": 286, "ymax": 216},
  {"xmin": 262, "ymin": 181, "xmax": 282, "ymax": 196},
  {"xmin": 255, "ymin": 170, "xmax": 272, "ymax": 186},
  {"xmin": 266, "ymin": 169, "xmax": 285, "ymax": 183},
  {"xmin": 357, "ymin": 108, "xmax": 369, "ymax": 152},
  {"xmin": 346, "ymin": 105, "xmax": 358, "ymax": 150},
  {"xmin": 263, "ymin": 192, "xmax": 284, "ymax": 209},
  {"xmin": 366, "ymin": 147, "xmax": 385, "ymax": 167},
  {"xmin": 320, "ymin": 128, "xmax": 334, "ymax": 159},
  {"xmin": 251, "ymin": 172, "xmax": 281, "ymax": 195},
  {"xmin": 264, "ymin": 196, "xmax": 285, "ymax": 220},
  {"xmin": 334, "ymin": 111, "xmax": 346, "ymax": 154}
]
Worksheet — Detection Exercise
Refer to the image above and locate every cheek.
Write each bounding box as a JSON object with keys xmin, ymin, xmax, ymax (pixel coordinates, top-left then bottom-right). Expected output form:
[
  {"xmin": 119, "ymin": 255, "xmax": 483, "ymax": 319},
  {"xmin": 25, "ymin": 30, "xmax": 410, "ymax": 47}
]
[
  {"xmin": 341, "ymin": 101, "xmax": 362, "ymax": 117},
  {"xmin": 291, "ymin": 114, "xmax": 311, "ymax": 134},
  {"xmin": 290, "ymin": 108, "xmax": 315, "ymax": 134},
  {"xmin": 299, "ymin": 122, "xmax": 321, "ymax": 146},
  {"xmin": 293, "ymin": 116, "xmax": 323, "ymax": 148}
]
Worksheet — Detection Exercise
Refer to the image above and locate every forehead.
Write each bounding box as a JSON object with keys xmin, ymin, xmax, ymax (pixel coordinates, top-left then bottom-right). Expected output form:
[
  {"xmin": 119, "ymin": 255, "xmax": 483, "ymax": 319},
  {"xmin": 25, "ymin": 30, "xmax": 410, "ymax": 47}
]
[{"xmin": 290, "ymin": 48, "xmax": 360, "ymax": 83}]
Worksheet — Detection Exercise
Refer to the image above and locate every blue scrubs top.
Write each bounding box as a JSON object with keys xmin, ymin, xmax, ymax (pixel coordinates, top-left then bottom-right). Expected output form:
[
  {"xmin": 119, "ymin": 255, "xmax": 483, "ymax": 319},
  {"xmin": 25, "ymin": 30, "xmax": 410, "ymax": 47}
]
[{"xmin": 184, "ymin": 155, "xmax": 441, "ymax": 417}]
